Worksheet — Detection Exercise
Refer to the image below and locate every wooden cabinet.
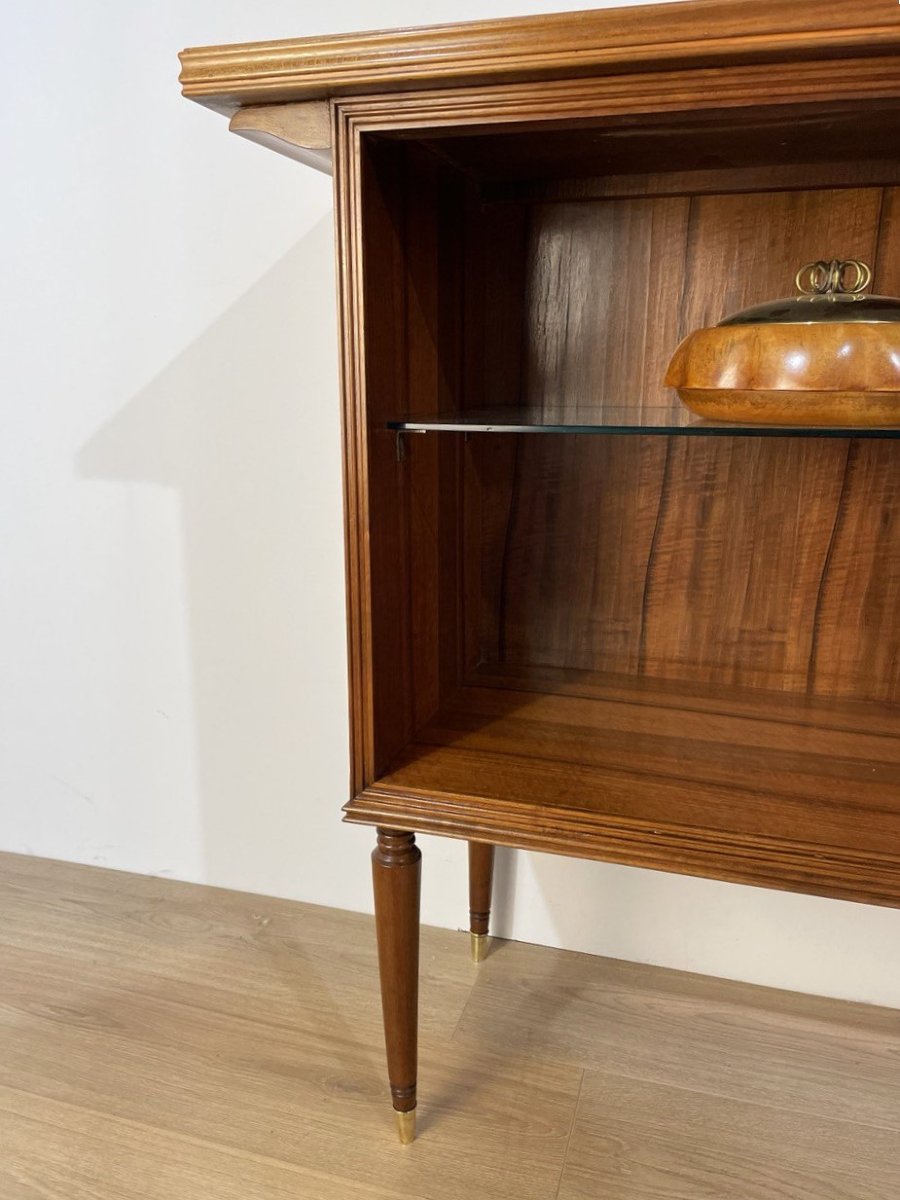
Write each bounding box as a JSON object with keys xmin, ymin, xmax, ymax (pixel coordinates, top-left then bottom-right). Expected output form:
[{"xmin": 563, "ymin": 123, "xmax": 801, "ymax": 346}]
[{"xmin": 181, "ymin": 0, "xmax": 900, "ymax": 1143}]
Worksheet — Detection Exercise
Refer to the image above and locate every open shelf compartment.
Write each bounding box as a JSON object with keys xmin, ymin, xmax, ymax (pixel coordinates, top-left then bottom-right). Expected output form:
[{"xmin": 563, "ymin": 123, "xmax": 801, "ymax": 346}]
[{"xmin": 347, "ymin": 99, "xmax": 900, "ymax": 906}]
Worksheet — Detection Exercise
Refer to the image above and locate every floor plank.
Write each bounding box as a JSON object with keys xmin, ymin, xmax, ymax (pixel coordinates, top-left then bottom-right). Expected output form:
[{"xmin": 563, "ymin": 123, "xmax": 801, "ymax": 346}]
[
  {"xmin": 1, "ymin": 851, "xmax": 898, "ymax": 1199},
  {"xmin": 0, "ymin": 850, "xmax": 474, "ymax": 1038},
  {"xmin": 0, "ymin": 854, "xmax": 579, "ymax": 1200},
  {"xmin": 558, "ymin": 1072, "xmax": 900, "ymax": 1200},
  {"xmin": 0, "ymin": 1086, "xmax": 413, "ymax": 1200},
  {"xmin": 453, "ymin": 937, "xmax": 900, "ymax": 1131}
]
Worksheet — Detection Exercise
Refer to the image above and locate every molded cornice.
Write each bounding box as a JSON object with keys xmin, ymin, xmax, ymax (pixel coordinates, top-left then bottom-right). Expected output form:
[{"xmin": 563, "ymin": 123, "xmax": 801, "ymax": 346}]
[{"xmin": 180, "ymin": 0, "xmax": 900, "ymax": 114}]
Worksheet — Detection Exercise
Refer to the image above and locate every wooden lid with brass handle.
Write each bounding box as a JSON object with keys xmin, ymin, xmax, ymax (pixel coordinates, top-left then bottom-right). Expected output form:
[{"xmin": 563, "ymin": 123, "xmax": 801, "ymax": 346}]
[{"xmin": 665, "ymin": 260, "xmax": 900, "ymax": 425}]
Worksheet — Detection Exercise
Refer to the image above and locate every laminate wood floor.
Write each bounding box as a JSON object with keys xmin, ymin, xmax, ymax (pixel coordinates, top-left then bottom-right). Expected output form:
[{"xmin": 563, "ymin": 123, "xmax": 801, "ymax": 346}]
[{"xmin": 0, "ymin": 851, "xmax": 897, "ymax": 1199}]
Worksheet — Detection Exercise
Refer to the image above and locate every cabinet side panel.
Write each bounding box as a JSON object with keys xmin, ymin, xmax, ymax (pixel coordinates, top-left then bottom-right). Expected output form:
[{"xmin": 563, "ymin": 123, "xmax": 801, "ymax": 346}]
[
  {"xmin": 358, "ymin": 138, "xmax": 414, "ymax": 778},
  {"xmin": 358, "ymin": 139, "xmax": 467, "ymax": 777},
  {"xmin": 404, "ymin": 145, "xmax": 467, "ymax": 729}
]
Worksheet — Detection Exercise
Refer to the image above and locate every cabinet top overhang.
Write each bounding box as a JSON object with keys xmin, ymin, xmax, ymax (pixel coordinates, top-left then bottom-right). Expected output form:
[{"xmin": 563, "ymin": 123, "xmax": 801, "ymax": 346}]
[{"xmin": 179, "ymin": 0, "xmax": 900, "ymax": 116}]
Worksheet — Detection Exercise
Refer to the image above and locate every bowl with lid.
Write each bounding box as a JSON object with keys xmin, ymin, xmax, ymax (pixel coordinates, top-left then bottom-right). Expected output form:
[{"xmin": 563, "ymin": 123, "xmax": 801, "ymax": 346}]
[{"xmin": 665, "ymin": 260, "xmax": 900, "ymax": 425}]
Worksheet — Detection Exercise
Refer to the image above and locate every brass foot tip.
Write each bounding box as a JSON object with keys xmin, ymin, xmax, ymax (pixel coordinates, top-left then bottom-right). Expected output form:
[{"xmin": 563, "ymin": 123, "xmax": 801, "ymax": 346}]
[
  {"xmin": 470, "ymin": 932, "xmax": 488, "ymax": 963},
  {"xmin": 396, "ymin": 1108, "xmax": 416, "ymax": 1144}
]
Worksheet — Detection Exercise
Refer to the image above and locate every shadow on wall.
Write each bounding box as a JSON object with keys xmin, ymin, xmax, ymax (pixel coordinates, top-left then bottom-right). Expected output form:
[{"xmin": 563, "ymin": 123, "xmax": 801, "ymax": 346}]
[
  {"xmin": 77, "ymin": 219, "xmax": 353, "ymax": 896},
  {"xmin": 68, "ymin": 215, "xmax": 900, "ymax": 1005},
  {"xmin": 489, "ymin": 844, "xmax": 667, "ymax": 960}
]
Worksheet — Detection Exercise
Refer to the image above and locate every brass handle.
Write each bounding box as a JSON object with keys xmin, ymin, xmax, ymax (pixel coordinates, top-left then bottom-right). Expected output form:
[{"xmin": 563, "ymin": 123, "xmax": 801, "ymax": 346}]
[{"xmin": 795, "ymin": 259, "xmax": 872, "ymax": 297}]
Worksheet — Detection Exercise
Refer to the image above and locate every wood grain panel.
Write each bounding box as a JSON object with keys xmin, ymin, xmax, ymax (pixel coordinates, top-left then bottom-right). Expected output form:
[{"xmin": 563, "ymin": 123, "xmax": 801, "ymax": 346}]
[
  {"xmin": 490, "ymin": 436, "xmax": 666, "ymax": 673},
  {"xmin": 525, "ymin": 198, "xmax": 689, "ymax": 416},
  {"xmin": 876, "ymin": 185, "xmax": 900, "ymax": 294},
  {"xmin": 799, "ymin": 188, "xmax": 900, "ymax": 702},
  {"xmin": 678, "ymin": 187, "xmax": 882, "ymax": 333},
  {"xmin": 638, "ymin": 436, "xmax": 851, "ymax": 691},
  {"xmin": 646, "ymin": 186, "xmax": 888, "ymax": 694},
  {"xmin": 405, "ymin": 148, "xmax": 444, "ymax": 731},
  {"xmin": 465, "ymin": 435, "xmax": 519, "ymax": 670},
  {"xmin": 359, "ymin": 140, "xmax": 469, "ymax": 772},
  {"xmin": 484, "ymin": 433, "xmax": 900, "ymax": 697},
  {"xmin": 476, "ymin": 202, "xmax": 530, "ymax": 410},
  {"xmin": 807, "ymin": 441, "xmax": 900, "ymax": 702},
  {"xmin": 486, "ymin": 157, "xmax": 900, "ymax": 205},
  {"xmin": 442, "ymin": 106, "xmax": 900, "ymax": 193},
  {"xmin": 462, "ymin": 204, "xmax": 529, "ymax": 671},
  {"xmin": 383, "ymin": 682, "xmax": 900, "ymax": 853},
  {"xmin": 359, "ymin": 138, "xmax": 415, "ymax": 776},
  {"xmin": 403, "ymin": 146, "xmax": 467, "ymax": 728},
  {"xmin": 484, "ymin": 184, "xmax": 900, "ymax": 699},
  {"xmin": 473, "ymin": 660, "xmax": 900, "ymax": 735}
]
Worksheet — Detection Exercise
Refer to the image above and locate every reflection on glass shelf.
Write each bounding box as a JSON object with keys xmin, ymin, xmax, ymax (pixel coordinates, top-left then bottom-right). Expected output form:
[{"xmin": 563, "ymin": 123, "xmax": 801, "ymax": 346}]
[{"xmin": 387, "ymin": 405, "xmax": 900, "ymax": 438}]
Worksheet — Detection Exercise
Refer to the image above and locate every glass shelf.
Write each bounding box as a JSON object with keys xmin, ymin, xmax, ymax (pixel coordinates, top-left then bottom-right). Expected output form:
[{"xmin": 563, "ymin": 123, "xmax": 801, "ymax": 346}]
[{"xmin": 387, "ymin": 405, "xmax": 900, "ymax": 439}]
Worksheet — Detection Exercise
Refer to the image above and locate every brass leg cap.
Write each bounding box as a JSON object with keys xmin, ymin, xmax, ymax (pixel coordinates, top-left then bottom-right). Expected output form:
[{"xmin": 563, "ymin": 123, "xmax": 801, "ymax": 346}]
[
  {"xmin": 396, "ymin": 1108, "xmax": 416, "ymax": 1144},
  {"xmin": 470, "ymin": 932, "xmax": 489, "ymax": 963}
]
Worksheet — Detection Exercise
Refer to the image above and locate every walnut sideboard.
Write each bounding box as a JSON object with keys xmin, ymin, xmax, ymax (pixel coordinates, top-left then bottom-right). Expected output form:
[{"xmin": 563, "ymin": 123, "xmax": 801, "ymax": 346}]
[{"xmin": 180, "ymin": 0, "xmax": 900, "ymax": 1144}]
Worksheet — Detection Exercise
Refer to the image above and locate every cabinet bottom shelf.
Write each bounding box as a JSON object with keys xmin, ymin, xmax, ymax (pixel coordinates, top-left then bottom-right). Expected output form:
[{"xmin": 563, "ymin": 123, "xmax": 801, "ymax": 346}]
[{"xmin": 344, "ymin": 668, "xmax": 900, "ymax": 906}]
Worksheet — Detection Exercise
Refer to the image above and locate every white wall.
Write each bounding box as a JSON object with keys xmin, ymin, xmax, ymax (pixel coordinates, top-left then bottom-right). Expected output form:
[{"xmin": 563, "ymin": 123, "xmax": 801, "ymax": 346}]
[{"xmin": 2, "ymin": 0, "xmax": 898, "ymax": 1009}]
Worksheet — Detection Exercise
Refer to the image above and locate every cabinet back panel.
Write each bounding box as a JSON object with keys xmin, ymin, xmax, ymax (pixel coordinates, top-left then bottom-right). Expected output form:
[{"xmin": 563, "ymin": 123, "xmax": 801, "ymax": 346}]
[
  {"xmin": 474, "ymin": 434, "xmax": 900, "ymax": 701},
  {"xmin": 470, "ymin": 182, "xmax": 900, "ymax": 702},
  {"xmin": 523, "ymin": 185, "xmax": 893, "ymax": 411}
]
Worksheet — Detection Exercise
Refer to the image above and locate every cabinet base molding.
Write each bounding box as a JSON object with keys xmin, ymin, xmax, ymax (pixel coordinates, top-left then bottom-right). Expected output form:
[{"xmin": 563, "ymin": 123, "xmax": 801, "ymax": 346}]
[{"xmin": 346, "ymin": 791, "xmax": 900, "ymax": 910}]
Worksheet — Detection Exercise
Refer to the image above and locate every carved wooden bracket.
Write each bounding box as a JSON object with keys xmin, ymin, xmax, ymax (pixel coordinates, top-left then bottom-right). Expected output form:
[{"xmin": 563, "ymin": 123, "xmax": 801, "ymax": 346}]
[{"xmin": 228, "ymin": 101, "xmax": 332, "ymax": 174}]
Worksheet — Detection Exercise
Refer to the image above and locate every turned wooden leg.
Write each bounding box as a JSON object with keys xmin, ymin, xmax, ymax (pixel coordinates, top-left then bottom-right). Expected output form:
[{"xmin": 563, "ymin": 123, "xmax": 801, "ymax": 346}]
[
  {"xmin": 372, "ymin": 828, "xmax": 421, "ymax": 1144},
  {"xmin": 468, "ymin": 841, "xmax": 495, "ymax": 963}
]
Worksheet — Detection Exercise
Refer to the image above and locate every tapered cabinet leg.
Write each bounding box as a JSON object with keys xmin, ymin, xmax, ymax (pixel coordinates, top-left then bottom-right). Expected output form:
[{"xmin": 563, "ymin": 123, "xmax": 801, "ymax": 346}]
[
  {"xmin": 372, "ymin": 828, "xmax": 421, "ymax": 1143},
  {"xmin": 468, "ymin": 841, "xmax": 495, "ymax": 963}
]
